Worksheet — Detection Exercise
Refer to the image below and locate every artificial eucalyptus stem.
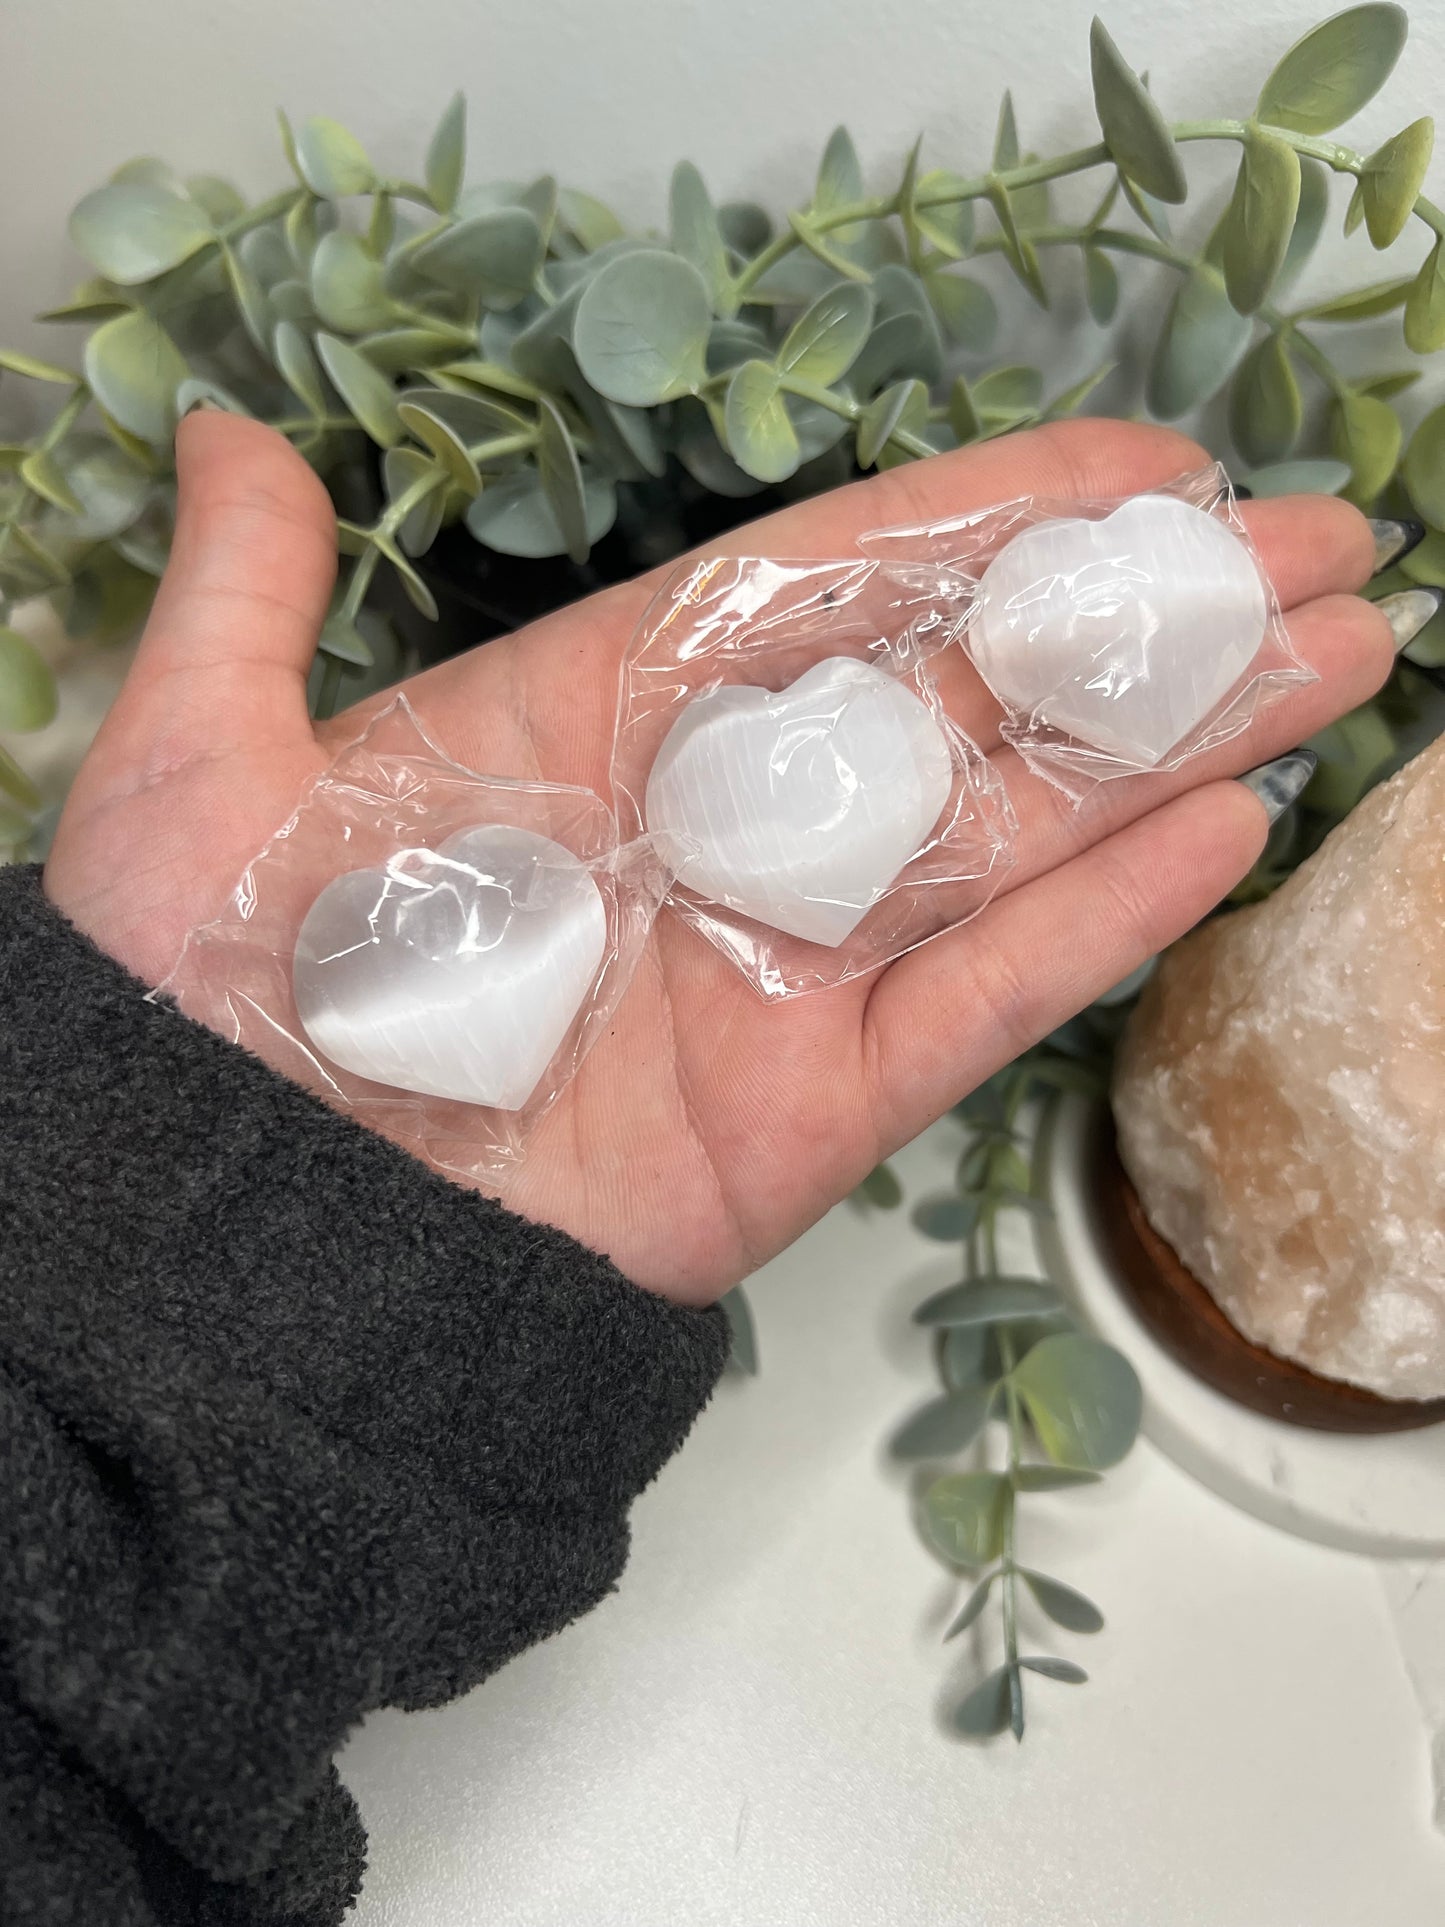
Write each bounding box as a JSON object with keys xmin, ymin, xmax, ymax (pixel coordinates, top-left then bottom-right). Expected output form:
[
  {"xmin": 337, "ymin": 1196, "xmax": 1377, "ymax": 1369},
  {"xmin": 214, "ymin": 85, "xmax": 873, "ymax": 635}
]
[{"xmin": 3, "ymin": 4, "xmax": 1443, "ymax": 827}]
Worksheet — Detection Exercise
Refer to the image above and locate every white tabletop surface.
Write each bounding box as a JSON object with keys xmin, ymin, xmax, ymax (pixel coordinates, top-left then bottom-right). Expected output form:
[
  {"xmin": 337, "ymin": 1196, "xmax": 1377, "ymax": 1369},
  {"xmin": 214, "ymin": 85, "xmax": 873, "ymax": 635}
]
[{"xmin": 341, "ymin": 1120, "xmax": 1445, "ymax": 1927}]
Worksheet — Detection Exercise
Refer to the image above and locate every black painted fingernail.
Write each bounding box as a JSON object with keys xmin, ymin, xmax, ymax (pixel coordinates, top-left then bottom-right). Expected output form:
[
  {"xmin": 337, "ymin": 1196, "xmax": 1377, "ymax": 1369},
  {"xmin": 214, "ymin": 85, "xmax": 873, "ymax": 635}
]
[
  {"xmin": 1376, "ymin": 585, "xmax": 1444, "ymax": 652},
  {"xmin": 1232, "ymin": 480, "xmax": 1254, "ymax": 501},
  {"xmin": 1237, "ymin": 749, "xmax": 1316, "ymax": 823},
  {"xmin": 1368, "ymin": 517, "xmax": 1427, "ymax": 575}
]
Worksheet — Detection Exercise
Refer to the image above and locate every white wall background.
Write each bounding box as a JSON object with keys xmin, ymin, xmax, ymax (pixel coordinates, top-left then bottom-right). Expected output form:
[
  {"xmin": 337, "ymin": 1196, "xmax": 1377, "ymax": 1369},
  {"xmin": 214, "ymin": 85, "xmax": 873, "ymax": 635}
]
[{"xmin": 4, "ymin": 0, "xmax": 1445, "ymax": 374}]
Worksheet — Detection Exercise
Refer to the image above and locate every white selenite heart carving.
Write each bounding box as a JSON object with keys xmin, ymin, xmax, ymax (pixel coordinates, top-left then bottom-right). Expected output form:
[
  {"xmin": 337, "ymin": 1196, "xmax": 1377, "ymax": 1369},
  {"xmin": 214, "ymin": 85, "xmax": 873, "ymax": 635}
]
[
  {"xmin": 643, "ymin": 655, "xmax": 955, "ymax": 947},
  {"xmin": 293, "ymin": 824, "xmax": 607, "ymax": 1110},
  {"xmin": 969, "ymin": 495, "xmax": 1268, "ymax": 765}
]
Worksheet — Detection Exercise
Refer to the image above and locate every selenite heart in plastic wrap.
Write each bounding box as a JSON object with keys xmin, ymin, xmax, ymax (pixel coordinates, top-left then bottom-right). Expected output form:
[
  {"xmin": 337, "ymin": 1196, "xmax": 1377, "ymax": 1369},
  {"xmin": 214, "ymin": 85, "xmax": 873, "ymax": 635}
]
[
  {"xmin": 293, "ymin": 824, "xmax": 607, "ymax": 1110},
  {"xmin": 969, "ymin": 495, "xmax": 1269, "ymax": 765},
  {"xmin": 643, "ymin": 655, "xmax": 955, "ymax": 947}
]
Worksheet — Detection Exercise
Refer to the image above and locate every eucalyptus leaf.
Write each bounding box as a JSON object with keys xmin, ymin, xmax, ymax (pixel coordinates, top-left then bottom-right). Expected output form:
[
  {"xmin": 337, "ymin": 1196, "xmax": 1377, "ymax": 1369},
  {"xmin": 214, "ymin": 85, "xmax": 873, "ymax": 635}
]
[
  {"xmin": 944, "ymin": 1572, "xmax": 998, "ymax": 1640},
  {"xmin": 186, "ymin": 174, "xmax": 245, "ymax": 225},
  {"xmin": 573, "ymin": 248, "xmax": 710, "ymax": 405},
  {"xmin": 411, "ymin": 209, "xmax": 545, "ymax": 309},
  {"xmin": 273, "ymin": 320, "xmax": 329, "ymax": 417},
  {"xmin": 1147, "ymin": 263, "xmax": 1252, "ymax": 419},
  {"xmin": 19, "ymin": 449, "xmax": 84, "ymax": 516},
  {"xmin": 923, "ymin": 1470, "xmax": 1009, "ymax": 1566},
  {"xmin": 0, "ymin": 628, "xmax": 58, "ymax": 732},
  {"xmin": 847, "ymin": 312, "xmax": 935, "ymax": 396},
  {"xmin": 1406, "ymin": 240, "xmax": 1445, "ymax": 353},
  {"xmin": 309, "ymin": 230, "xmax": 393, "ymax": 334},
  {"xmin": 1280, "ymin": 157, "xmax": 1332, "ymax": 289},
  {"xmin": 1089, "ymin": 19, "xmax": 1187, "ymax": 203},
  {"xmin": 371, "ymin": 530, "xmax": 440, "ymax": 618},
  {"xmin": 1308, "ymin": 702, "xmax": 1398, "ymax": 811},
  {"xmin": 1256, "ymin": 4, "xmax": 1408, "ymax": 135},
  {"xmin": 926, "ymin": 270, "xmax": 997, "ymax": 349},
  {"xmin": 295, "ymin": 117, "xmax": 375, "ymax": 198},
  {"xmin": 69, "ymin": 182, "xmax": 215, "ymax": 286},
  {"xmin": 1011, "ymin": 1333, "xmax": 1143, "ymax": 1470},
  {"xmin": 83, "ymin": 308, "xmax": 188, "ymax": 444},
  {"xmin": 465, "ymin": 466, "xmax": 617, "ymax": 558},
  {"xmin": 1044, "ymin": 362, "xmax": 1115, "ymax": 421},
  {"xmin": 949, "ymin": 376, "xmax": 983, "ymax": 445},
  {"xmin": 317, "ymin": 612, "xmax": 374, "ymax": 666},
  {"xmin": 1359, "ymin": 118, "xmax": 1434, "ymax": 248},
  {"xmin": 1230, "ymin": 334, "xmax": 1302, "ymax": 465},
  {"xmin": 974, "ymin": 363, "xmax": 1044, "ymax": 420},
  {"xmin": 910, "ymin": 1192, "xmax": 978, "ymax": 1244},
  {"xmin": 557, "ymin": 187, "xmax": 626, "ymax": 252},
  {"xmin": 535, "ymin": 395, "xmax": 591, "ymax": 563},
  {"xmin": 1306, "ymin": 275, "xmax": 1413, "ymax": 321},
  {"xmin": 1402, "ymin": 403, "xmax": 1445, "ymax": 528},
  {"xmin": 717, "ymin": 201, "xmax": 773, "ymax": 255},
  {"xmin": 359, "ymin": 326, "xmax": 468, "ymax": 374},
  {"xmin": 221, "ymin": 243, "xmax": 271, "ymax": 353},
  {"xmin": 857, "ymin": 377, "xmax": 927, "ymax": 469},
  {"xmin": 720, "ymin": 1284, "xmax": 759, "ymax": 1375},
  {"xmin": 1084, "ymin": 246, "xmax": 1120, "ymax": 325},
  {"xmin": 914, "ymin": 1277, "xmax": 1062, "ymax": 1329},
  {"xmin": 814, "ymin": 125, "xmax": 864, "ymax": 215},
  {"xmin": 670, "ymin": 161, "xmax": 731, "ymax": 313},
  {"xmin": 315, "ymin": 331, "xmax": 402, "ymax": 446},
  {"xmin": 722, "ymin": 360, "xmax": 800, "ymax": 484},
  {"xmin": 890, "ymin": 1384, "xmax": 995, "ymax": 1460},
  {"xmin": 914, "ymin": 172, "xmax": 975, "ymax": 258},
  {"xmin": 1222, "ymin": 131, "xmax": 1301, "ymax": 315},
  {"xmin": 952, "ymin": 1665, "xmax": 1016, "ymax": 1738},
  {"xmin": 856, "ymin": 1161, "xmax": 903, "ymax": 1209},
  {"xmin": 1020, "ymin": 1569, "xmax": 1105, "ymax": 1634},
  {"xmin": 1240, "ymin": 456, "xmax": 1351, "ymax": 498},
  {"xmin": 989, "ymin": 185, "xmax": 1048, "ymax": 306},
  {"xmin": 0, "ymin": 743, "xmax": 42, "ymax": 810},
  {"xmin": 426, "ymin": 94, "xmax": 467, "ymax": 213},
  {"xmin": 38, "ymin": 285, "xmax": 133, "ymax": 326},
  {"xmin": 1018, "ymin": 1655, "xmax": 1088, "ymax": 1683},
  {"xmin": 396, "ymin": 399, "xmax": 482, "ymax": 495},
  {"xmin": 1330, "ymin": 388, "xmax": 1402, "ymax": 500},
  {"xmin": 777, "ymin": 282, "xmax": 874, "ymax": 385},
  {"xmin": 55, "ymin": 437, "xmax": 150, "ymax": 539},
  {"xmin": 0, "ymin": 348, "xmax": 79, "ymax": 384},
  {"xmin": 383, "ymin": 446, "xmax": 446, "ymax": 556},
  {"xmin": 1355, "ymin": 369, "xmax": 1420, "ymax": 400},
  {"xmin": 674, "ymin": 399, "xmax": 767, "ymax": 498},
  {"xmin": 941, "ymin": 1323, "xmax": 1002, "ymax": 1391},
  {"xmin": 1012, "ymin": 1465, "xmax": 1103, "ymax": 1492}
]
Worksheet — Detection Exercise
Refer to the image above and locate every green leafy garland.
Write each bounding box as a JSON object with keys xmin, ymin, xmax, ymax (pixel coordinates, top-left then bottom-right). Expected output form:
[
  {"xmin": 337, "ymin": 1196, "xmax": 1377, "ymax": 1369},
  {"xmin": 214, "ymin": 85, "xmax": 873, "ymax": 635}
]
[
  {"xmin": 855, "ymin": 1010, "xmax": 1139, "ymax": 1741},
  {"xmin": 4, "ymin": 4, "xmax": 1445, "ymax": 858}
]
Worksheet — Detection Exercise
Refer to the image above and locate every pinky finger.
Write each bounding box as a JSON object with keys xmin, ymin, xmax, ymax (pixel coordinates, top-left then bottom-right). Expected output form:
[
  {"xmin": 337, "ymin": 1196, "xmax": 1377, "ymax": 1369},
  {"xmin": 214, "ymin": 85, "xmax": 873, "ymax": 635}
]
[{"xmin": 862, "ymin": 779, "xmax": 1271, "ymax": 1150}]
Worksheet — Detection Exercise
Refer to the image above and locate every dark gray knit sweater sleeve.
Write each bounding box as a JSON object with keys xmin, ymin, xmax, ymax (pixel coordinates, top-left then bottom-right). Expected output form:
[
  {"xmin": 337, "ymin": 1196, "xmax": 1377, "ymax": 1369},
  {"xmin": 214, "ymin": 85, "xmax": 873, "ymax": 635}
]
[{"xmin": 0, "ymin": 864, "xmax": 729, "ymax": 1925}]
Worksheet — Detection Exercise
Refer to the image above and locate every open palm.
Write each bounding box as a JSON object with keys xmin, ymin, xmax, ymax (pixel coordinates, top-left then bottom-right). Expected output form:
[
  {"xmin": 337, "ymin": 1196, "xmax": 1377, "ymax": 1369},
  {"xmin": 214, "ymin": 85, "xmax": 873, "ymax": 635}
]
[{"xmin": 46, "ymin": 412, "xmax": 1391, "ymax": 1301}]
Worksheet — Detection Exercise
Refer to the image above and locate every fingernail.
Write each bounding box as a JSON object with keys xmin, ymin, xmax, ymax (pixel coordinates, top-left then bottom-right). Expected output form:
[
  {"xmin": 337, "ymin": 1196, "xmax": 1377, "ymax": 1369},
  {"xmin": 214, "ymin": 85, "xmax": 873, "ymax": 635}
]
[
  {"xmin": 1376, "ymin": 585, "xmax": 1444, "ymax": 652},
  {"xmin": 1231, "ymin": 480, "xmax": 1254, "ymax": 501},
  {"xmin": 1237, "ymin": 749, "xmax": 1317, "ymax": 823},
  {"xmin": 182, "ymin": 396, "xmax": 220, "ymax": 417},
  {"xmin": 1368, "ymin": 517, "xmax": 1427, "ymax": 575}
]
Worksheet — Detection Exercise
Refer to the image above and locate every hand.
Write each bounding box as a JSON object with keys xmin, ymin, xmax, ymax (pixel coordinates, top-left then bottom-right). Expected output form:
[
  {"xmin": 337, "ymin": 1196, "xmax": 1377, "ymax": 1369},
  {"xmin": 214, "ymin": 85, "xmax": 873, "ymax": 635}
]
[{"xmin": 46, "ymin": 412, "xmax": 1392, "ymax": 1302}]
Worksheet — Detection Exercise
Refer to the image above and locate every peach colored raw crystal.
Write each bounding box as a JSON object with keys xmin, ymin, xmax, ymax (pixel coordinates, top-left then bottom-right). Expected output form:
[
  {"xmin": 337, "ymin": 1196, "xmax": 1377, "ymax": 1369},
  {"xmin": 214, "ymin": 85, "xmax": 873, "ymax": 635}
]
[{"xmin": 1113, "ymin": 735, "xmax": 1445, "ymax": 1400}]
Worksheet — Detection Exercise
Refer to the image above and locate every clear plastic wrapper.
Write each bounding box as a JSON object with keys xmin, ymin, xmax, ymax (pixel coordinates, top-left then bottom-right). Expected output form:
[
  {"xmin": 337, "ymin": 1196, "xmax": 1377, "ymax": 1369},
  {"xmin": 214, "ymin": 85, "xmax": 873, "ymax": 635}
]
[
  {"xmin": 612, "ymin": 556, "xmax": 1017, "ymax": 998},
  {"xmin": 860, "ymin": 464, "xmax": 1312, "ymax": 801},
  {"xmin": 155, "ymin": 696, "xmax": 669, "ymax": 1180}
]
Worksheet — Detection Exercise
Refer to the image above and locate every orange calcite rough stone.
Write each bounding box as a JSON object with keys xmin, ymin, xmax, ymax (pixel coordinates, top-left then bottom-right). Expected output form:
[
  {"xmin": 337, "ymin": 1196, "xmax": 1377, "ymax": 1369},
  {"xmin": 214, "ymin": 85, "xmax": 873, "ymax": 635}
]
[{"xmin": 1113, "ymin": 735, "xmax": 1445, "ymax": 1399}]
